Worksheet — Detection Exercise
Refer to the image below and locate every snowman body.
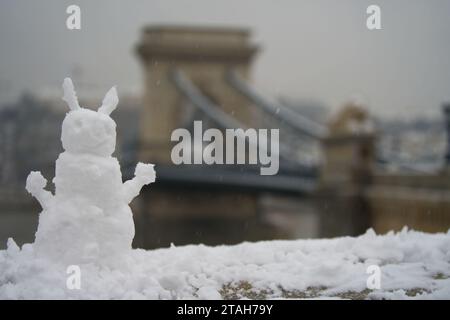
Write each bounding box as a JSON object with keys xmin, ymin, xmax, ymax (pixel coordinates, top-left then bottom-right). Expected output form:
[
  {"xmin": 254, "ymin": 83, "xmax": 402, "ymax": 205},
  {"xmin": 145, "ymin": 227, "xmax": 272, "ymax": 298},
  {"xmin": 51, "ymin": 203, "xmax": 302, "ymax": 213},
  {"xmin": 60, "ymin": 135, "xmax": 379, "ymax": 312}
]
[{"xmin": 26, "ymin": 79, "xmax": 155, "ymax": 263}]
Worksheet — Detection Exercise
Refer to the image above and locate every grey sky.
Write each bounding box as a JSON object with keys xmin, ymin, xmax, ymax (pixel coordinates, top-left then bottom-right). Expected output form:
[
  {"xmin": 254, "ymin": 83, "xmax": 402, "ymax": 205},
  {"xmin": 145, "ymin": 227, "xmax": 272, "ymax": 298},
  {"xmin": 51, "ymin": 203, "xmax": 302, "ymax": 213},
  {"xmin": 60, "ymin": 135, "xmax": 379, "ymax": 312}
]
[{"xmin": 0, "ymin": 0, "xmax": 449, "ymax": 119}]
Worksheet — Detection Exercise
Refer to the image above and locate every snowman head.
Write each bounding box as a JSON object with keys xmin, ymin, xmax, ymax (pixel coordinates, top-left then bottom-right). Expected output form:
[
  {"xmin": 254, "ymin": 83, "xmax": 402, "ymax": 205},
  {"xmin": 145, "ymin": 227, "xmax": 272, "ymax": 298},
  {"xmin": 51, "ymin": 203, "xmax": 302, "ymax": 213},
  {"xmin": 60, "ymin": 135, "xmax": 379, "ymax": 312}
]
[{"xmin": 61, "ymin": 78, "xmax": 118, "ymax": 157}]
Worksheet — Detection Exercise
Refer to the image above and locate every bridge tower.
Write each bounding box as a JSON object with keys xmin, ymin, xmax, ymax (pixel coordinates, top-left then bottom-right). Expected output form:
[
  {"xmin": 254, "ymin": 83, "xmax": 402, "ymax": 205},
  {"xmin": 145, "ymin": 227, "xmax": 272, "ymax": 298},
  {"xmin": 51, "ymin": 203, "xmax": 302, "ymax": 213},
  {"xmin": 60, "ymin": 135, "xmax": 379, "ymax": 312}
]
[
  {"xmin": 133, "ymin": 26, "xmax": 279, "ymax": 248},
  {"xmin": 136, "ymin": 26, "xmax": 259, "ymax": 164}
]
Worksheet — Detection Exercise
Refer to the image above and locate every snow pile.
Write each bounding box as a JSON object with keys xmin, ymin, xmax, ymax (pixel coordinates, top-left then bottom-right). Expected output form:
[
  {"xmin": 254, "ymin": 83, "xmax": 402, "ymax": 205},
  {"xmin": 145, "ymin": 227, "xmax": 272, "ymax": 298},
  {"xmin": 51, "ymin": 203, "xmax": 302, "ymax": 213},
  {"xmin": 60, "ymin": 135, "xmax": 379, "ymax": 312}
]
[
  {"xmin": 1, "ymin": 228, "xmax": 449, "ymax": 299},
  {"xmin": 0, "ymin": 79, "xmax": 449, "ymax": 299}
]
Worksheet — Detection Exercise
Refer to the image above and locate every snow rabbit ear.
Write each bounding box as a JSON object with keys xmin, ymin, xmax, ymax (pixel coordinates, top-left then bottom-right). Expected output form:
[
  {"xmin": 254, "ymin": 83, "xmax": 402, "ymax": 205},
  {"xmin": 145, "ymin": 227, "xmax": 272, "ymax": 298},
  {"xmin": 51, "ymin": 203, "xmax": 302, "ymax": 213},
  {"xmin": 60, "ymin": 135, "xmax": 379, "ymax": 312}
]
[
  {"xmin": 98, "ymin": 86, "xmax": 118, "ymax": 115},
  {"xmin": 62, "ymin": 78, "xmax": 81, "ymax": 111}
]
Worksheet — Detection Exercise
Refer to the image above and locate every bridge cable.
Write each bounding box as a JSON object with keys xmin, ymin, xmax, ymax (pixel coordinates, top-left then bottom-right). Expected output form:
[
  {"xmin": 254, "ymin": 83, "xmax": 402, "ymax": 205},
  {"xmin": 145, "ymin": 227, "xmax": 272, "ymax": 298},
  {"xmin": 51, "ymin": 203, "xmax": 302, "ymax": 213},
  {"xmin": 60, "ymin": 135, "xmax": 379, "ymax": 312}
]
[{"xmin": 226, "ymin": 70, "xmax": 328, "ymax": 139}]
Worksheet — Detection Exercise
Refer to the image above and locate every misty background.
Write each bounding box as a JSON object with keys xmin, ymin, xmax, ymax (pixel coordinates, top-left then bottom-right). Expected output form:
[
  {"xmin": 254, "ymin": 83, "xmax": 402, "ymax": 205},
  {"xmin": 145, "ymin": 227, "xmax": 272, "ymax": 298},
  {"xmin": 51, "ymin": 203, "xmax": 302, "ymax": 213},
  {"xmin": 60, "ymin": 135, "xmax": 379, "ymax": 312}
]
[{"xmin": 1, "ymin": 0, "xmax": 450, "ymax": 119}]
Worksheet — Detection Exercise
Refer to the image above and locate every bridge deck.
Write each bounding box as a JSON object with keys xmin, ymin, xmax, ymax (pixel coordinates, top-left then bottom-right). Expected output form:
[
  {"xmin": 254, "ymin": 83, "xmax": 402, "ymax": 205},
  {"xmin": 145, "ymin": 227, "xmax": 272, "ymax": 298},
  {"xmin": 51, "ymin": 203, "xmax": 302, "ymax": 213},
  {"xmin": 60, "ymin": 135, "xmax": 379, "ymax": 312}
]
[{"xmin": 124, "ymin": 164, "xmax": 317, "ymax": 194}]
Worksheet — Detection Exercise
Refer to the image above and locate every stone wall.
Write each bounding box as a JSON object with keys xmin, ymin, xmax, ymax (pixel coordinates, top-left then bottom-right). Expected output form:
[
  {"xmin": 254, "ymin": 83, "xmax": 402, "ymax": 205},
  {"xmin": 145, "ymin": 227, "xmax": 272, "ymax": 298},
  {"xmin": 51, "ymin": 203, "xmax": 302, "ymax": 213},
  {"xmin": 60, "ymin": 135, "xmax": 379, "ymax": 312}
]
[{"xmin": 366, "ymin": 173, "xmax": 450, "ymax": 233}]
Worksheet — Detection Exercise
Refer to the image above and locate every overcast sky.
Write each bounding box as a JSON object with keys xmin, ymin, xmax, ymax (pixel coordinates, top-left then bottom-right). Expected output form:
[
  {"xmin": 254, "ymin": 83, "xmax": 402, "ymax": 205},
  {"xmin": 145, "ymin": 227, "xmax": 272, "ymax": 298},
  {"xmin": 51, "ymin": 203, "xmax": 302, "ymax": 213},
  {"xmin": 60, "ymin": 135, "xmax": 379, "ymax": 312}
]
[{"xmin": 1, "ymin": 0, "xmax": 450, "ymax": 119}]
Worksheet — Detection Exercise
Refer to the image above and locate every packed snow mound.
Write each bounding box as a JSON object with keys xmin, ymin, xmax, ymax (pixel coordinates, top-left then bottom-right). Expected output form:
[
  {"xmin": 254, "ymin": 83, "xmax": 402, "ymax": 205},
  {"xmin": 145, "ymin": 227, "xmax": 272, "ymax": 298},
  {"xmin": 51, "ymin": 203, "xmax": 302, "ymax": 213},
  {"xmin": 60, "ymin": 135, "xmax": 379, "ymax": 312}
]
[{"xmin": 1, "ymin": 228, "xmax": 449, "ymax": 299}]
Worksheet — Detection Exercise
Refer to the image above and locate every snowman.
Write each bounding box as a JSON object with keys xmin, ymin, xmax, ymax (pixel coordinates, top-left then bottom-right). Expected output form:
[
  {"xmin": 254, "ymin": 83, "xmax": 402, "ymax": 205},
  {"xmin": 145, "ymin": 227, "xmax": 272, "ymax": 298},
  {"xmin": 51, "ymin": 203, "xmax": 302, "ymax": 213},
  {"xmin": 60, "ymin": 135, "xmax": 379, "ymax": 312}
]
[{"xmin": 25, "ymin": 78, "xmax": 155, "ymax": 263}]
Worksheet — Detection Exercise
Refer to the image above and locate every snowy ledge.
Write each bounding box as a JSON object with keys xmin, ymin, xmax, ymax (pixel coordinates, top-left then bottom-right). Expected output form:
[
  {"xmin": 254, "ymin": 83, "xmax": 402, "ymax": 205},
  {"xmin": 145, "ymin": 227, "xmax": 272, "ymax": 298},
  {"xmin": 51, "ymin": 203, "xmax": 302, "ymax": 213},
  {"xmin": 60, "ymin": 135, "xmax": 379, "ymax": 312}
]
[{"xmin": 1, "ymin": 228, "xmax": 449, "ymax": 300}]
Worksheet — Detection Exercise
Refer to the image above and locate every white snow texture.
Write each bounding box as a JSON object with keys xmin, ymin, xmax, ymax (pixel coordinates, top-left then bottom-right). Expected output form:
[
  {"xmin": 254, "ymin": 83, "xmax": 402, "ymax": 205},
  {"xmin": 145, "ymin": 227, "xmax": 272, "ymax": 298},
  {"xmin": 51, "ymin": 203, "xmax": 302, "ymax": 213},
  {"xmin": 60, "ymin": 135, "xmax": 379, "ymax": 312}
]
[{"xmin": 1, "ymin": 228, "xmax": 449, "ymax": 299}]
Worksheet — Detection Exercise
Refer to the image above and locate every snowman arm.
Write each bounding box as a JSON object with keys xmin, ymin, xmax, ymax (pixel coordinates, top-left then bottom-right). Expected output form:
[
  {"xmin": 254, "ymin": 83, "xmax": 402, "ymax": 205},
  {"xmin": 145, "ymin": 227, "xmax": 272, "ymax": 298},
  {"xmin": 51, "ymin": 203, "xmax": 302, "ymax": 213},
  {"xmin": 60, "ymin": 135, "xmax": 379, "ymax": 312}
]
[
  {"xmin": 26, "ymin": 171, "xmax": 53, "ymax": 209},
  {"xmin": 123, "ymin": 163, "xmax": 156, "ymax": 204}
]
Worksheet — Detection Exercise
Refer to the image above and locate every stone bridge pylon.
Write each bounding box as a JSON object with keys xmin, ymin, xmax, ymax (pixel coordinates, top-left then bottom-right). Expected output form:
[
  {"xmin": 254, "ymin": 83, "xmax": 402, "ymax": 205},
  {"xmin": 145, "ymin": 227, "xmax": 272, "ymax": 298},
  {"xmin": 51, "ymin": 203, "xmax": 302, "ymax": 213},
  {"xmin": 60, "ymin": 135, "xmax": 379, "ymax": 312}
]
[{"xmin": 136, "ymin": 26, "xmax": 260, "ymax": 164}]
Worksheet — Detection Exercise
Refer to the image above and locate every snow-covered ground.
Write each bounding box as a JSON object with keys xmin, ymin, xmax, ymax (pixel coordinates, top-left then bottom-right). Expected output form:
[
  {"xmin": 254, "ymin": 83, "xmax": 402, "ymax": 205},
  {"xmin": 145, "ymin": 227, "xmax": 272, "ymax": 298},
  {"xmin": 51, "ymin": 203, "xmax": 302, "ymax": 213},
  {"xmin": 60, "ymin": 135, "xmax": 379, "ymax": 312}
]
[{"xmin": 1, "ymin": 228, "xmax": 449, "ymax": 300}]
